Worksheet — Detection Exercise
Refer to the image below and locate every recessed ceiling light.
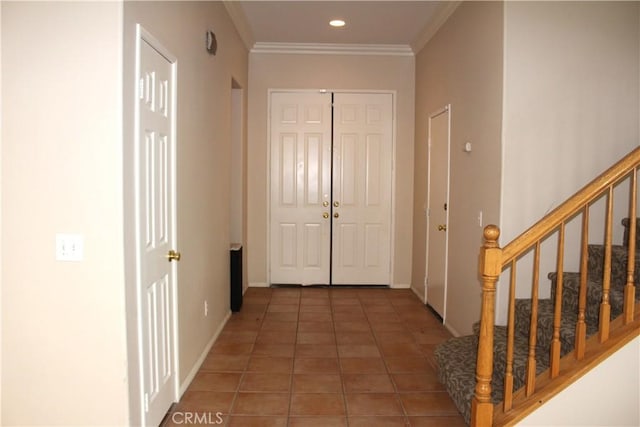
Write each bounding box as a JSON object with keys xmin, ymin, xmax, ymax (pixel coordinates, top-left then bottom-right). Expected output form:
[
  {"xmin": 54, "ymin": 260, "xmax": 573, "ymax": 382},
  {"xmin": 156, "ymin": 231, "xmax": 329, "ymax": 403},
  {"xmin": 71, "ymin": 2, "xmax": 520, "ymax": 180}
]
[{"xmin": 329, "ymin": 19, "xmax": 346, "ymax": 28}]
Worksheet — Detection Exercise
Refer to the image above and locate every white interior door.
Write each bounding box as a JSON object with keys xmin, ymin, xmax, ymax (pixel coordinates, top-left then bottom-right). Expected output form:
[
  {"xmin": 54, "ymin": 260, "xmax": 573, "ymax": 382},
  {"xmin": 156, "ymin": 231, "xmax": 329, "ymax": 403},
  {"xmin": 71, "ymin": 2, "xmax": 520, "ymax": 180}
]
[
  {"xmin": 269, "ymin": 92, "xmax": 332, "ymax": 284},
  {"xmin": 332, "ymin": 93, "xmax": 393, "ymax": 285},
  {"xmin": 136, "ymin": 27, "xmax": 178, "ymax": 426},
  {"xmin": 425, "ymin": 106, "xmax": 450, "ymax": 319}
]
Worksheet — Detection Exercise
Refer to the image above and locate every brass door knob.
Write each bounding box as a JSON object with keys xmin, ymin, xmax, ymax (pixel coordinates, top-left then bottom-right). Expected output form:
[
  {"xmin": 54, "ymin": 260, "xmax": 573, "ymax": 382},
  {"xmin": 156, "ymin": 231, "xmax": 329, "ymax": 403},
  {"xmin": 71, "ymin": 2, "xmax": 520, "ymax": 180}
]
[
  {"xmin": 323, "ymin": 201, "xmax": 329, "ymax": 207},
  {"xmin": 334, "ymin": 201, "xmax": 340, "ymax": 207},
  {"xmin": 437, "ymin": 224, "xmax": 447, "ymax": 231},
  {"xmin": 323, "ymin": 212, "xmax": 329, "ymax": 219},
  {"xmin": 167, "ymin": 249, "xmax": 181, "ymax": 262},
  {"xmin": 334, "ymin": 212, "xmax": 340, "ymax": 218}
]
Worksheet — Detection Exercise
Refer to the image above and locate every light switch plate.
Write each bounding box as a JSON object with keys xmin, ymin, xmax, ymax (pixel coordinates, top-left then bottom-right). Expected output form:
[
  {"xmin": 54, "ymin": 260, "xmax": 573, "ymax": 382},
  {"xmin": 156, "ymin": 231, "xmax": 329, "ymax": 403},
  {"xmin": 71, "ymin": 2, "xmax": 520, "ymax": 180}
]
[{"xmin": 56, "ymin": 233, "xmax": 84, "ymax": 261}]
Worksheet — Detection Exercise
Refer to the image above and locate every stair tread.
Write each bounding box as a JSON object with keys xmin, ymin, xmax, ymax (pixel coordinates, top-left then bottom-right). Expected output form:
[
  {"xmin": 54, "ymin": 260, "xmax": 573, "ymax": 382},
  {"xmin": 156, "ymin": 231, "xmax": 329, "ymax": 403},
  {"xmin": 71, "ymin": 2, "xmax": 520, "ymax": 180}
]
[{"xmin": 434, "ymin": 335, "xmax": 478, "ymax": 425}]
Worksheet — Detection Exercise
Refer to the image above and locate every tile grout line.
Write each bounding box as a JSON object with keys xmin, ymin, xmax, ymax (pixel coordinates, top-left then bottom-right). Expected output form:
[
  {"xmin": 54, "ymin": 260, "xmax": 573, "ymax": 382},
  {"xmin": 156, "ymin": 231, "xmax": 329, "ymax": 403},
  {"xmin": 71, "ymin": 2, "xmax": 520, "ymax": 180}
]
[
  {"xmin": 284, "ymin": 291, "xmax": 300, "ymax": 427},
  {"xmin": 389, "ymin": 293, "xmax": 413, "ymax": 425},
  {"xmin": 333, "ymin": 289, "xmax": 351, "ymax": 427},
  {"xmin": 224, "ymin": 292, "xmax": 267, "ymax": 426},
  {"xmin": 367, "ymin": 292, "xmax": 412, "ymax": 425}
]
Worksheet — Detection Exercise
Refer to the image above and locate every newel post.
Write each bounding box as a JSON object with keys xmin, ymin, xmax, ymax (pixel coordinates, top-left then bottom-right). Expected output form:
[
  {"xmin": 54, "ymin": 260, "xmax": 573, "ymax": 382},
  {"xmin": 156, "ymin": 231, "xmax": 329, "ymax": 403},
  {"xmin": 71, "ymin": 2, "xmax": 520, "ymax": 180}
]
[{"xmin": 471, "ymin": 225, "xmax": 502, "ymax": 427}]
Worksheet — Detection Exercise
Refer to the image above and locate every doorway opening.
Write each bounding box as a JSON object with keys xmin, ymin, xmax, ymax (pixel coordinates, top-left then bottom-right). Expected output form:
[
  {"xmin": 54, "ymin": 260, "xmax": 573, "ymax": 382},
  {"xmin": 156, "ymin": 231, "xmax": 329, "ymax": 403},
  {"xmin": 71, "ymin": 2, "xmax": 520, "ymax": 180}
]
[{"xmin": 230, "ymin": 79, "xmax": 243, "ymax": 247}]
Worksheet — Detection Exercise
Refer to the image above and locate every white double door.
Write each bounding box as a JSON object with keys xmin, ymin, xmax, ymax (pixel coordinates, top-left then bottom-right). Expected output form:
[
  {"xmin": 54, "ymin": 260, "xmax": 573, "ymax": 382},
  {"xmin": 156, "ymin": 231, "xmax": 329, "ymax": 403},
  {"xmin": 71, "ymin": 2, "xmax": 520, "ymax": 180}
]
[{"xmin": 270, "ymin": 91, "xmax": 393, "ymax": 285}]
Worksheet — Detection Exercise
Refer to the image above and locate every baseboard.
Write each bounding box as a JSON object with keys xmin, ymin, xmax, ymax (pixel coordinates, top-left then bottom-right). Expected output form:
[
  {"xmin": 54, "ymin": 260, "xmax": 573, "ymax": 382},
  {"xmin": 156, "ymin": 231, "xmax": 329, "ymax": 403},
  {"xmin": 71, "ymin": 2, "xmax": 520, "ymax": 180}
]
[
  {"xmin": 390, "ymin": 283, "xmax": 410, "ymax": 289},
  {"xmin": 178, "ymin": 310, "xmax": 232, "ymax": 397},
  {"xmin": 410, "ymin": 285, "xmax": 426, "ymax": 303},
  {"xmin": 443, "ymin": 321, "xmax": 462, "ymax": 338},
  {"xmin": 249, "ymin": 282, "xmax": 412, "ymax": 289},
  {"xmin": 249, "ymin": 282, "xmax": 269, "ymax": 287}
]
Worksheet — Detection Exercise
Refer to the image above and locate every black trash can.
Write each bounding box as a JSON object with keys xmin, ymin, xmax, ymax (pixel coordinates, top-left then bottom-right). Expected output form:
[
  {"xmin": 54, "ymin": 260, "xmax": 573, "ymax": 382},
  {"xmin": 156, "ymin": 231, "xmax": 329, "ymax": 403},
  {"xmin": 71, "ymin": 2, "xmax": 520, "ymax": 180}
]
[{"xmin": 230, "ymin": 244, "xmax": 243, "ymax": 312}]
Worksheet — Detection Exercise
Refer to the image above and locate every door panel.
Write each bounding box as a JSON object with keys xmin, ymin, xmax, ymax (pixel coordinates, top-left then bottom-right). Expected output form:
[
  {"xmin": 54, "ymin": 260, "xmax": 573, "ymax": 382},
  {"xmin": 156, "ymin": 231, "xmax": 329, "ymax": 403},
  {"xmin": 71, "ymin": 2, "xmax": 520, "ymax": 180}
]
[
  {"xmin": 137, "ymin": 33, "xmax": 177, "ymax": 427},
  {"xmin": 332, "ymin": 93, "xmax": 393, "ymax": 285},
  {"xmin": 425, "ymin": 106, "xmax": 450, "ymax": 320},
  {"xmin": 270, "ymin": 92, "xmax": 332, "ymax": 284}
]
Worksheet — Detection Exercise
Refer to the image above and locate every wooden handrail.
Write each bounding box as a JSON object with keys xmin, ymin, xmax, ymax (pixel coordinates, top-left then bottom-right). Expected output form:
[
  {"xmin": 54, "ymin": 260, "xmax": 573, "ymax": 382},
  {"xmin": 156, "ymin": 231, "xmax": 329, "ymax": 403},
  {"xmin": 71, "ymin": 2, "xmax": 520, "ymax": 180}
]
[
  {"xmin": 471, "ymin": 146, "xmax": 640, "ymax": 426},
  {"xmin": 502, "ymin": 146, "xmax": 640, "ymax": 265}
]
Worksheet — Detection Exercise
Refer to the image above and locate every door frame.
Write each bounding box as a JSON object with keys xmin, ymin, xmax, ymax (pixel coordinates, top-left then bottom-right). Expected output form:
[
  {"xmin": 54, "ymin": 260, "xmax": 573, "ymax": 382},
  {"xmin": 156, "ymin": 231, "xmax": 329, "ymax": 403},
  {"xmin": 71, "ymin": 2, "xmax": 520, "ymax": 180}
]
[
  {"xmin": 424, "ymin": 105, "xmax": 451, "ymax": 317},
  {"xmin": 132, "ymin": 24, "xmax": 180, "ymax": 426},
  {"xmin": 266, "ymin": 89, "xmax": 397, "ymax": 286}
]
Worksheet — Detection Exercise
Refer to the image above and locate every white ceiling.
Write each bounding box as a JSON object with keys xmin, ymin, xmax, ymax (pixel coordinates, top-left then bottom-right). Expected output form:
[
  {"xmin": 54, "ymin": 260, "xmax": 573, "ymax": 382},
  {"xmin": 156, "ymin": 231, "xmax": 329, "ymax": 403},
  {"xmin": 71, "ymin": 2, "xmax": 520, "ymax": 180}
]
[{"xmin": 226, "ymin": 1, "xmax": 460, "ymax": 53}]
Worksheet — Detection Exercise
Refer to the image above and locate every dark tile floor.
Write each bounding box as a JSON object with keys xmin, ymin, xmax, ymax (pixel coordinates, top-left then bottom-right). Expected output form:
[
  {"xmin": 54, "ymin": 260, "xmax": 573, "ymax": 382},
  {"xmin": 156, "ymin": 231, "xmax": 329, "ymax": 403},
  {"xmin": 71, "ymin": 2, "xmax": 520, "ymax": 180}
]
[{"xmin": 165, "ymin": 287, "xmax": 466, "ymax": 426}]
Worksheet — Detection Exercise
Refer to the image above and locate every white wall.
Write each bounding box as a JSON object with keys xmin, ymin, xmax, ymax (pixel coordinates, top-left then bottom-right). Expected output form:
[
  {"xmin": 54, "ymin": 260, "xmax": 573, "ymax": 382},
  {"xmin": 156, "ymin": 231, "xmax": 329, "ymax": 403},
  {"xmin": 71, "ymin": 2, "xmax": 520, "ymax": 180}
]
[
  {"xmin": 498, "ymin": 1, "xmax": 640, "ymax": 320},
  {"xmin": 247, "ymin": 52, "xmax": 415, "ymax": 288},
  {"xmin": 123, "ymin": 2, "xmax": 248, "ymax": 423},
  {"xmin": 1, "ymin": 2, "xmax": 129, "ymax": 424},
  {"xmin": 413, "ymin": 1, "xmax": 504, "ymax": 336},
  {"xmin": 520, "ymin": 335, "xmax": 640, "ymax": 426}
]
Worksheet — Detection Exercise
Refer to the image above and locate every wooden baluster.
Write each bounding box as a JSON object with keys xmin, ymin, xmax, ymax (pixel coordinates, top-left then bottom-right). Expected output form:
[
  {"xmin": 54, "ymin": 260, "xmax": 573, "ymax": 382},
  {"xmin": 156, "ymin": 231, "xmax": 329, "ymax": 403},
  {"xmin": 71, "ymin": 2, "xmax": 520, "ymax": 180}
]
[
  {"xmin": 624, "ymin": 169, "xmax": 637, "ymax": 324},
  {"xmin": 600, "ymin": 187, "xmax": 613, "ymax": 342},
  {"xmin": 550, "ymin": 224, "xmax": 565, "ymax": 378},
  {"xmin": 503, "ymin": 261, "xmax": 516, "ymax": 411},
  {"xmin": 471, "ymin": 225, "xmax": 502, "ymax": 427},
  {"xmin": 525, "ymin": 241, "xmax": 541, "ymax": 396},
  {"xmin": 575, "ymin": 206, "xmax": 589, "ymax": 360}
]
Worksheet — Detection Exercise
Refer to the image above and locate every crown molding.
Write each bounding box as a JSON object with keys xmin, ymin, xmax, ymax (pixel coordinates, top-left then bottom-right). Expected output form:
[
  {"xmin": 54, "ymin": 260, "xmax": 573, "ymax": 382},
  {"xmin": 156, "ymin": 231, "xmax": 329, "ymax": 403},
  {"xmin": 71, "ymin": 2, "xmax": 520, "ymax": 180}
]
[
  {"xmin": 250, "ymin": 42, "xmax": 414, "ymax": 56},
  {"xmin": 410, "ymin": 1, "xmax": 462, "ymax": 54},
  {"xmin": 223, "ymin": 0, "xmax": 255, "ymax": 51}
]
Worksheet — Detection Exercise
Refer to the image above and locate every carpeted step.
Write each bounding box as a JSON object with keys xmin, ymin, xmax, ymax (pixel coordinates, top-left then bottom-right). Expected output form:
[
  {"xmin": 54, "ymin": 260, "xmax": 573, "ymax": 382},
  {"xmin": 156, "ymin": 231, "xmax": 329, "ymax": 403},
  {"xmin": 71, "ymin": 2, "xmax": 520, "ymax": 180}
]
[
  {"xmin": 434, "ymin": 335, "xmax": 478, "ymax": 425},
  {"xmin": 622, "ymin": 217, "xmax": 640, "ymax": 249},
  {"xmin": 489, "ymin": 323, "xmax": 550, "ymax": 395},
  {"xmin": 514, "ymin": 298, "xmax": 580, "ymax": 358},
  {"xmin": 549, "ymin": 271, "xmax": 631, "ymax": 323},
  {"xmin": 588, "ymin": 244, "xmax": 640, "ymax": 291},
  {"xmin": 470, "ymin": 323, "xmax": 548, "ymax": 401}
]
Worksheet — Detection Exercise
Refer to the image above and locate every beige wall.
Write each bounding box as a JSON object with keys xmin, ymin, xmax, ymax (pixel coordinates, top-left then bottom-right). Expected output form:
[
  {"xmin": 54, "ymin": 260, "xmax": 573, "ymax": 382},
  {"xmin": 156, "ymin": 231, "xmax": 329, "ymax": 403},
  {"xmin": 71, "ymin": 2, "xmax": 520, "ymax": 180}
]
[
  {"xmin": 247, "ymin": 53, "xmax": 415, "ymax": 287},
  {"xmin": 123, "ymin": 1, "xmax": 248, "ymax": 423},
  {"xmin": 1, "ymin": 2, "xmax": 129, "ymax": 424},
  {"xmin": 412, "ymin": 2, "xmax": 504, "ymax": 336}
]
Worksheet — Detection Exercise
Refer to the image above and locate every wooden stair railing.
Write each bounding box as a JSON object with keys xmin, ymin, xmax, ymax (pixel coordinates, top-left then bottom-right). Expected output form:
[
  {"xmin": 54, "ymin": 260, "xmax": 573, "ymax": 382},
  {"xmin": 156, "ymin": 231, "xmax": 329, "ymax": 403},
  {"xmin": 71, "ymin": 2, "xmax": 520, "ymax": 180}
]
[{"xmin": 471, "ymin": 146, "xmax": 640, "ymax": 426}]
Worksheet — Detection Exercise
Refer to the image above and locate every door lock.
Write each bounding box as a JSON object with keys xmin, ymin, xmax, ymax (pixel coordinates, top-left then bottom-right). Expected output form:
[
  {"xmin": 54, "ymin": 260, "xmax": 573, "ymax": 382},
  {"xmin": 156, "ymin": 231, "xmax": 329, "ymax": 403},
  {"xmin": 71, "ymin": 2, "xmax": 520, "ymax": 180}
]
[
  {"xmin": 323, "ymin": 201, "xmax": 329, "ymax": 207},
  {"xmin": 167, "ymin": 249, "xmax": 181, "ymax": 262},
  {"xmin": 334, "ymin": 201, "xmax": 340, "ymax": 207},
  {"xmin": 437, "ymin": 224, "xmax": 447, "ymax": 232}
]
